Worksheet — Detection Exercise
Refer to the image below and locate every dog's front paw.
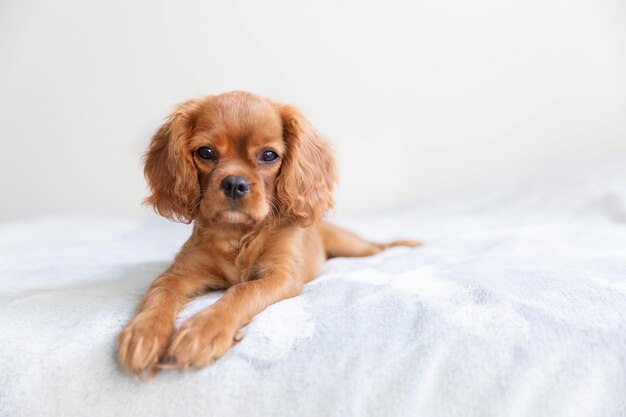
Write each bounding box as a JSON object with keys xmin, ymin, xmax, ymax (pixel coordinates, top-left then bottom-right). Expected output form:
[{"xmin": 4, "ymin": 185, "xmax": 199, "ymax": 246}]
[
  {"xmin": 117, "ymin": 312, "xmax": 173, "ymax": 379},
  {"xmin": 165, "ymin": 310, "xmax": 238, "ymax": 369}
]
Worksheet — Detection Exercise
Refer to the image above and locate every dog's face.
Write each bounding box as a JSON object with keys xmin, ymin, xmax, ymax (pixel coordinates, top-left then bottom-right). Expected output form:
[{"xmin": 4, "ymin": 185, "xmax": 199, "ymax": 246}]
[
  {"xmin": 190, "ymin": 95, "xmax": 286, "ymax": 226},
  {"xmin": 144, "ymin": 92, "xmax": 337, "ymax": 227}
]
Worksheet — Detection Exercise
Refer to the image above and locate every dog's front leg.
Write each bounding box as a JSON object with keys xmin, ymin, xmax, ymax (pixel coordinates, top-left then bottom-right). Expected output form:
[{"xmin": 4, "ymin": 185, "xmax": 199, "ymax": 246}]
[
  {"xmin": 117, "ymin": 270, "xmax": 219, "ymax": 378},
  {"xmin": 166, "ymin": 267, "xmax": 304, "ymax": 369}
]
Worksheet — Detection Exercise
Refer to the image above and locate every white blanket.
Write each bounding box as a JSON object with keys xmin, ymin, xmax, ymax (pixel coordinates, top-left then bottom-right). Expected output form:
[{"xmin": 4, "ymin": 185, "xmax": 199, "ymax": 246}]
[{"xmin": 1, "ymin": 156, "xmax": 625, "ymax": 417}]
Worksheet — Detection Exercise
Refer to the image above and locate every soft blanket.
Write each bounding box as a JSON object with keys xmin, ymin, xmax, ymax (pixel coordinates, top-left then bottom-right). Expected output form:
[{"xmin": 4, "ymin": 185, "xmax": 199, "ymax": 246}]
[{"xmin": 1, "ymin": 155, "xmax": 625, "ymax": 417}]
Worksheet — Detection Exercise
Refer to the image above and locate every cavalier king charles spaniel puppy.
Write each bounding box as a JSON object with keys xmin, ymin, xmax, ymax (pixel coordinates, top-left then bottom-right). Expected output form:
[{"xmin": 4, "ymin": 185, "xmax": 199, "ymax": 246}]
[{"xmin": 117, "ymin": 91, "xmax": 420, "ymax": 378}]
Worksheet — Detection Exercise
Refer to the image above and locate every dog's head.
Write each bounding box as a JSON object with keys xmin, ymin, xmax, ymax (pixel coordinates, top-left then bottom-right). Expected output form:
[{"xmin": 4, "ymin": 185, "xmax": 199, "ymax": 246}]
[{"xmin": 144, "ymin": 92, "xmax": 337, "ymax": 227}]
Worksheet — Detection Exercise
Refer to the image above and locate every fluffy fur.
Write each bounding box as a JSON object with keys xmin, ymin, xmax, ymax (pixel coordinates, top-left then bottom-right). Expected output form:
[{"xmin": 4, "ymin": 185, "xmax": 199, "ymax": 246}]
[{"xmin": 117, "ymin": 91, "xmax": 420, "ymax": 378}]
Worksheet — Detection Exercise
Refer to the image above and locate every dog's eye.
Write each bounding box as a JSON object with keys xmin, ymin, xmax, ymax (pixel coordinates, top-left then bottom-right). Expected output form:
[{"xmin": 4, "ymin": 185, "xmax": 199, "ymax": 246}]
[
  {"xmin": 197, "ymin": 146, "xmax": 217, "ymax": 161},
  {"xmin": 259, "ymin": 150, "xmax": 279, "ymax": 163}
]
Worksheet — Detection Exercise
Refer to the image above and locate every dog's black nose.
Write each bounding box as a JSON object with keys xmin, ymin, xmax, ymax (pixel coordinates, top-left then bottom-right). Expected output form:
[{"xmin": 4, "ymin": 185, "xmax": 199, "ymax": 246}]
[{"xmin": 221, "ymin": 176, "xmax": 250, "ymax": 199}]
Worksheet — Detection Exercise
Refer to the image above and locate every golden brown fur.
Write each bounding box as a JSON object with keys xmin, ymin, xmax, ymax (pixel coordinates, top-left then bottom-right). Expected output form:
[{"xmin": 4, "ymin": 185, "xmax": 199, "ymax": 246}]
[{"xmin": 117, "ymin": 91, "xmax": 420, "ymax": 378}]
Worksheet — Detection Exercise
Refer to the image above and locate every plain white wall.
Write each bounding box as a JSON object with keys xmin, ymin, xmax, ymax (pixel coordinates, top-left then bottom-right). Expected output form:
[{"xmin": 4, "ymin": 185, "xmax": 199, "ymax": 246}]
[{"xmin": 1, "ymin": 0, "xmax": 625, "ymax": 221}]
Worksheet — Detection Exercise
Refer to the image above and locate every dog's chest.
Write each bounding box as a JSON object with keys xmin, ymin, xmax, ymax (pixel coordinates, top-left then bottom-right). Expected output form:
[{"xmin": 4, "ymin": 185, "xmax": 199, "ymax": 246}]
[{"xmin": 212, "ymin": 234, "xmax": 263, "ymax": 285}]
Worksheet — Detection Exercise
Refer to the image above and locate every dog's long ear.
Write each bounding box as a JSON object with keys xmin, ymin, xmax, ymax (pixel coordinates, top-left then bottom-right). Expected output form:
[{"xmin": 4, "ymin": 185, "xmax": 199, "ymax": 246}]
[
  {"xmin": 143, "ymin": 99, "xmax": 202, "ymax": 223},
  {"xmin": 274, "ymin": 103, "xmax": 338, "ymax": 226}
]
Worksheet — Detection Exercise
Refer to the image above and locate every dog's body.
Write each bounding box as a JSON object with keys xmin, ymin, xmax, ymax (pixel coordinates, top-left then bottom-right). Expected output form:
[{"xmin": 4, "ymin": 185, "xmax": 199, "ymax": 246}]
[{"xmin": 117, "ymin": 92, "xmax": 419, "ymax": 377}]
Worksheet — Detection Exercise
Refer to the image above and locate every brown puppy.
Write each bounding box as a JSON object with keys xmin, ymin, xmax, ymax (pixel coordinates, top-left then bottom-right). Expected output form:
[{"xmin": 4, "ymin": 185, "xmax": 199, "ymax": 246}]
[{"xmin": 117, "ymin": 91, "xmax": 420, "ymax": 378}]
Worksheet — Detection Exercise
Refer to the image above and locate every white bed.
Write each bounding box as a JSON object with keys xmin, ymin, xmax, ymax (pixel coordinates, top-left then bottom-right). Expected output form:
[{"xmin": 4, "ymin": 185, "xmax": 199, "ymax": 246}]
[{"xmin": 1, "ymin": 156, "xmax": 625, "ymax": 417}]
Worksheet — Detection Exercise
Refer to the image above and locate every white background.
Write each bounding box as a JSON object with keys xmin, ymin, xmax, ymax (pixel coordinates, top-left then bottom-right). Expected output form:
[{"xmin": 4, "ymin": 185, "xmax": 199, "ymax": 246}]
[{"xmin": 1, "ymin": 0, "xmax": 625, "ymax": 221}]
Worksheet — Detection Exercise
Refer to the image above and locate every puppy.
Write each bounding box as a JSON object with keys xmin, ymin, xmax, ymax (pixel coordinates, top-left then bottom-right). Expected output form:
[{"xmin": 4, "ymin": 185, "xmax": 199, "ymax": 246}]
[{"xmin": 117, "ymin": 91, "xmax": 420, "ymax": 377}]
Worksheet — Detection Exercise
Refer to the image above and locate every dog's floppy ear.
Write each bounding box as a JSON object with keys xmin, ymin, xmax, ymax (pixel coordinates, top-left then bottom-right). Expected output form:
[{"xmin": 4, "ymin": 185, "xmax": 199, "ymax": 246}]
[
  {"xmin": 143, "ymin": 99, "xmax": 202, "ymax": 223},
  {"xmin": 274, "ymin": 103, "xmax": 338, "ymax": 226}
]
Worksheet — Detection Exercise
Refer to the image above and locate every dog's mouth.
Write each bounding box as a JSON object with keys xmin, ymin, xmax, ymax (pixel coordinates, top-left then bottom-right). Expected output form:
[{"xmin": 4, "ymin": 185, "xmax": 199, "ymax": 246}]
[
  {"xmin": 202, "ymin": 196, "xmax": 271, "ymax": 227},
  {"xmin": 214, "ymin": 207, "xmax": 256, "ymax": 225}
]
